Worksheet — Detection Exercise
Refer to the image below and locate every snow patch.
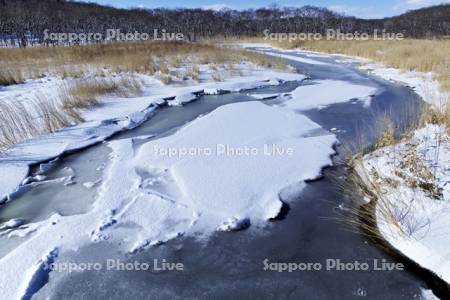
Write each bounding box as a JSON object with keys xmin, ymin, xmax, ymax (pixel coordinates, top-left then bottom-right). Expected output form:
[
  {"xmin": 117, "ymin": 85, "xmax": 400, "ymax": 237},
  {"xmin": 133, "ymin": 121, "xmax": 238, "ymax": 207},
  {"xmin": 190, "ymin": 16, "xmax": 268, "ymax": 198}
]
[
  {"xmin": 261, "ymin": 51, "xmax": 331, "ymax": 66},
  {"xmin": 283, "ymin": 79, "xmax": 378, "ymax": 110},
  {"xmin": 134, "ymin": 101, "xmax": 337, "ymax": 230},
  {"xmin": 359, "ymin": 63, "xmax": 448, "ymax": 107}
]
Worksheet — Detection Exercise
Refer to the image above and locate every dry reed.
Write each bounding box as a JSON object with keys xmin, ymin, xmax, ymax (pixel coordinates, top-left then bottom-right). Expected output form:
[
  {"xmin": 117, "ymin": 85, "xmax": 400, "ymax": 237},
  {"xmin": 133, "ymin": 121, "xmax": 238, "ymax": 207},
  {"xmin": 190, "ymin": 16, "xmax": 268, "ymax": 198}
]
[
  {"xmin": 0, "ymin": 41, "xmax": 287, "ymax": 86},
  {"xmin": 0, "ymin": 96, "xmax": 82, "ymax": 150},
  {"xmin": 271, "ymin": 39, "xmax": 450, "ymax": 93}
]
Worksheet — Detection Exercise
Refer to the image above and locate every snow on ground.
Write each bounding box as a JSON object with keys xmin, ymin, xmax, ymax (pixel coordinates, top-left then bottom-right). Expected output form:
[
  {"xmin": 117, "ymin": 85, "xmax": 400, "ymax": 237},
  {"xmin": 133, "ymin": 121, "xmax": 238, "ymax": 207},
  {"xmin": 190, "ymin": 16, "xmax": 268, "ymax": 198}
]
[
  {"xmin": 149, "ymin": 67, "xmax": 303, "ymax": 107},
  {"xmin": 359, "ymin": 63, "xmax": 448, "ymax": 108},
  {"xmin": 240, "ymin": 43, "xmax": 334, "ymax": 66},
  {"xmin": 0, "ymin": 76, "xmax": 62, "ymax": 103},
  {"xmin": 356, "ymin": 124, "xmax": 450, "ymax": 283},
  {"xmin": 0, "ymin": 100, "xmax": 337, "ymax": 299},
  {"xmin": 281, "ymin": 79, "xmax": 378, "ymax": 110},
  {"xmin": 238, "ymin": 43, "xmax": 274, "ymax": 49},
  {"xmin": 91, "ymin": 138, "xmax": 197, "ymax": 251},
  {"xmin": 259, "ymin": 51, "xmax": 331, "ymax": 66},
  {"xmin": 0, "ymin": 63, "xmax": 305, "ymax": 201}
]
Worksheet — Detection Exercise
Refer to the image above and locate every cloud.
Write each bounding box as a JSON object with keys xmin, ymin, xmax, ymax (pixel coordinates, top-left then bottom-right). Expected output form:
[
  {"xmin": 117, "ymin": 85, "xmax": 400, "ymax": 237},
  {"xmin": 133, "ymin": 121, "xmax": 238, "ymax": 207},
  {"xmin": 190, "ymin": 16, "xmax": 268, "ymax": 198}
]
[
  {"xmin": 406, "ymin": 0, "xmax": 435, "ymax": 4},
  {"xmin": 327, "ymin": 4, "xmax": 383, "ymax": 19},
  {"xmin": 394, "ymin": 0, "xmax": 450, "ymax": 12},
  {"xmin": 202, "ymin": 3, "xmax": 233, "ymax": 11},
  {"xmin": 329, "ymin": 0, "xmax": 449, "ymax": 18}
]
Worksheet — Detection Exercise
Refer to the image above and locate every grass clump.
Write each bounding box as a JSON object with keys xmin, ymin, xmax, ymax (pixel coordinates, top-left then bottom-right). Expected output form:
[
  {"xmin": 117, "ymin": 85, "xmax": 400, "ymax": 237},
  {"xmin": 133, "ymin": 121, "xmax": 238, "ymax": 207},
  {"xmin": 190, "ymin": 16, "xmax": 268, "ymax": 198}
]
[
  {"xmin": 0, "ymin": 97, "xmax": 82, "ymax": 151},
  {"xmin": 374, "ymin": 116, "xmax": 396, "ymax": 148},
  {"xmin": 61, "ymin": 76, "xmax": 143, "ymax": 110},
  {"xmin": 421, "ymin": 104, "xmax": 450, "ymax": 131},
  {"xmin": 0, "ymin": 69, "xmax": 24, "ymax": 86}
]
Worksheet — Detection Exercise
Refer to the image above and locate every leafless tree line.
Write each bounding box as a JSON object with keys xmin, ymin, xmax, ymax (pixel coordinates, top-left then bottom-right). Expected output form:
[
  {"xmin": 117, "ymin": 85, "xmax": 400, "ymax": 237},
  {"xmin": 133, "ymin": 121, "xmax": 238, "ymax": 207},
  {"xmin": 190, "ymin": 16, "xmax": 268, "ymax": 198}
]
[{"xmin": 1, "ymin": 0, "xmax": 449, "ymax": 47}]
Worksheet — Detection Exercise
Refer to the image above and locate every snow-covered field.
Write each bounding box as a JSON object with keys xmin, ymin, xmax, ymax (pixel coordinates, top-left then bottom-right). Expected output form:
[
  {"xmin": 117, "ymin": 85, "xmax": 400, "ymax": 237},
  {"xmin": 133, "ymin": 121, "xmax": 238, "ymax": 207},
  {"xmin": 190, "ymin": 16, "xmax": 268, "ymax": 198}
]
[{"xmin": 260, "ymin": 51, "xmax": 331, "ymax": 66}]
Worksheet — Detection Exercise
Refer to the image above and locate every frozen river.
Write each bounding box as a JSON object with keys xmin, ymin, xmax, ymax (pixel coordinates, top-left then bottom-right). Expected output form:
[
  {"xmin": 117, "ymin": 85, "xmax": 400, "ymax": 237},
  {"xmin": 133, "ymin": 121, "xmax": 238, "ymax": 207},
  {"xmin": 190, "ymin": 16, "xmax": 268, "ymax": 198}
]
[{"xmin": 0, "ymin": 49, "xmax": 438, "ymax": 299}]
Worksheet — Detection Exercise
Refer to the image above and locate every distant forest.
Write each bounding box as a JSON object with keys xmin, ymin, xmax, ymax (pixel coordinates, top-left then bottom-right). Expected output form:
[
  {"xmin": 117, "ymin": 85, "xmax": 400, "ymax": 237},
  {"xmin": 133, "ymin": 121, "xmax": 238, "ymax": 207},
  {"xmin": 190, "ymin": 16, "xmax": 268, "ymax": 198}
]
[{"xmin": 0, "ymin": 0, "xmax": 449, "ymax": 47}]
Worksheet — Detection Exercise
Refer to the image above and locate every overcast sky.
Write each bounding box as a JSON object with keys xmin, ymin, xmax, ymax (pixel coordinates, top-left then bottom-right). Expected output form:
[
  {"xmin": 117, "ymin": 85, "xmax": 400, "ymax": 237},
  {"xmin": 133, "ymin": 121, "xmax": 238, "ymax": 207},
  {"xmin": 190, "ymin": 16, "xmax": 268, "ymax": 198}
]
[{"xmin": 85, "ymin": 0, "xmax": 449, "ymax": 19}]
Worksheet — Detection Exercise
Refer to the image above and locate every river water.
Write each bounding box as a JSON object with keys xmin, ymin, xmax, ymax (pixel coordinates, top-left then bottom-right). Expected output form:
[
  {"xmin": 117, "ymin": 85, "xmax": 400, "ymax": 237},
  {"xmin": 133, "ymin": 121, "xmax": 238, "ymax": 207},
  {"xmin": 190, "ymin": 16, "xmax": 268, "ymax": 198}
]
[{"xmin": 0, "ymin": 50, "xmax": 432, "ymax": 299}]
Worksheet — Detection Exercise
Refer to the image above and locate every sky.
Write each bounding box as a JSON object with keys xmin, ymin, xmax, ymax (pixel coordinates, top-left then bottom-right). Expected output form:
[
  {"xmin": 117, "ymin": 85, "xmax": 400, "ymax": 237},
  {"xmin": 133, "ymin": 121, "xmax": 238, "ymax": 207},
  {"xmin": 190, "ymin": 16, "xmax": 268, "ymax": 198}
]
[{"xmin": 86, "ymin": 0, "xmax": 449, "ymax": 18}]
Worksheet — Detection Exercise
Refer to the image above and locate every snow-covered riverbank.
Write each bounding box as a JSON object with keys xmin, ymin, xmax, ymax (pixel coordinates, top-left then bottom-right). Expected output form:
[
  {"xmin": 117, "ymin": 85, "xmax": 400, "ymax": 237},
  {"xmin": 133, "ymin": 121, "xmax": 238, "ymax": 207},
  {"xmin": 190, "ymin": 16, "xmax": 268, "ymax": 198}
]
[
  {"xmin": 248, "ymin": 43, "xmax": 450, "ymax": 286},
  {"xmin": 315, "ymin": 47, "xmax": 450, "ymax": 285},
  {"xmin": 356, "ymin": 124, "xmax": 450, "ymax": 283},
  {"xmin": 241, "ymin": 44, "xmax": 450, "ymax": 292},
  {"xmin": 351, "ymin": 54, "xmax": 449, "ymax": 285}
]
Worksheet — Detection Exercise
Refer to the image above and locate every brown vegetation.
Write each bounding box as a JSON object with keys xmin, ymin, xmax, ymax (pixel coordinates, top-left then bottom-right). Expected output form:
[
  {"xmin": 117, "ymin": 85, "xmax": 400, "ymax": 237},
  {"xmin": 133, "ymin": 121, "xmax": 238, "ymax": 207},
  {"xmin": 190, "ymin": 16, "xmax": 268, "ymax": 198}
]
[
  {"xmin": 0, "ymin": 41, "xmax": 287, "ymax": 86},
  {"xmin": 61, "ymin": 76, "xmax": 143, "ymax": 110},
  {"xmin": 0, "ymin": 41, "xmax": 288, "ymax": 151},
  {"xmin": 0, "ymin": 97, "xmax": 82, "ymax": 151},
  {"xmin": 272, "ymin": 39, "xmax": 450, "ymax": 93}
]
